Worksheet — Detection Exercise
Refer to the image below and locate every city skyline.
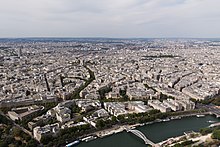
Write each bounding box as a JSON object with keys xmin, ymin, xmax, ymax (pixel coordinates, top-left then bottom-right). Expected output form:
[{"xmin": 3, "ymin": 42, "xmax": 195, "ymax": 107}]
[
  {"xmin": 1, "ymin": 37, "xmax": 220, "ymax": 146},
  {"xmin": 1, "ymin": 0, "xmax": 220, "ymax": 38}
]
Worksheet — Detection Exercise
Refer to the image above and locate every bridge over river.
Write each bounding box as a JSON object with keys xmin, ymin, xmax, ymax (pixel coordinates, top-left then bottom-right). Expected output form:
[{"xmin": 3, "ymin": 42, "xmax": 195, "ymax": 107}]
[{"xmin": 126, "ymin": 129, "xmax": 159, "ymax": 147}]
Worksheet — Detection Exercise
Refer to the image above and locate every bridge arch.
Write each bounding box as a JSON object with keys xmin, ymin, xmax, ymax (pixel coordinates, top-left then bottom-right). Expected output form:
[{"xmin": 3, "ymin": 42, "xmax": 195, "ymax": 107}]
[
  {"xmin": 127, "ymin": 129, "xmax": 155, "ymax": 146},
  {"xmin": 129, "ymin": 130, "xmax": 148, "ymax": 143}
]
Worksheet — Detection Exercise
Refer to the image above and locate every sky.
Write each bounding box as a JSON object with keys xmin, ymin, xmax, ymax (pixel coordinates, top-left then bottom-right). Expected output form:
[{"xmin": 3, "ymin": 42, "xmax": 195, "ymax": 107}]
[{"xmin": 0, "ymin": 0, "xmax": 220, "ymax": 38}]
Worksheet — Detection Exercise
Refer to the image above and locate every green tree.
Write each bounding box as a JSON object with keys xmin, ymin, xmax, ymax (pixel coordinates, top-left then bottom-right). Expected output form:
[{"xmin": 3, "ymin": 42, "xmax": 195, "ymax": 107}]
[
  {"xmin": 26, "ymin": 139, "xmax": 39, "ymax": 147},
  {"xmin": 41, "ymin": 135, "xmax": 53, "ymax": 145},
  {"xmin": 13, "ymin": 127, "xmax": 22, "ymax": 137},
  {"xmin": 212, "ymin": 129, "xmax": 220, "ymax": 140},
  {"xmin": 111, "ymin": 116, "xmax": 117, "ymax": 123},
  {"xmin": 0, "ymin": 140, "xmax": 7, "ymax": 147},
  {"xmin": 96, "ymin": 119, "xmax": 106, "ymax": 129},
  {"xmin": 200, "ymin": 128, "xmax": 213, "ymax": 135}
]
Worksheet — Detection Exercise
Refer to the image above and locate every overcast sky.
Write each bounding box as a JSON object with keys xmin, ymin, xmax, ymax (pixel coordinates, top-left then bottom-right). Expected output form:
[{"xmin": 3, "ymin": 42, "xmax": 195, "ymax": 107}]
[{"xmin": 0, "ymin": 0, "xmax": 220, "ymax": 38}]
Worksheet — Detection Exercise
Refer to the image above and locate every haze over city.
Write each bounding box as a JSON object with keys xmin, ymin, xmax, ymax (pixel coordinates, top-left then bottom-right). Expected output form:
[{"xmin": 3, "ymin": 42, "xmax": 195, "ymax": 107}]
[
  {"xmin": 1, "ymin": 0, "xmax": 220, "ymax": 38},
  {"xmin": 1, "ymin": 1, "xmax": 220, "ymax": 147}
]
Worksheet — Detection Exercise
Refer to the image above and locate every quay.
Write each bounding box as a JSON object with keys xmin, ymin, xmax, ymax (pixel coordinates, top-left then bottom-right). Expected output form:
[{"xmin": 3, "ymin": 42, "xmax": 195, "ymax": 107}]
[{"xmin": 209, "ymin": 122, "xmax": 220, "ymax": 128}]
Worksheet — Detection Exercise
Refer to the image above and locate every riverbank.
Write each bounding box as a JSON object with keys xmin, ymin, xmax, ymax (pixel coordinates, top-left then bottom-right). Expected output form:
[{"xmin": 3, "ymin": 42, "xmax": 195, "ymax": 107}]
[
  {"xmin": 78, "ymin": 112, "xmax": 213, "ymax": 143},
  {"xmin": 68, "ymin": 110, "xmax": 218, "ymax": 147},
  {"xmin": 77, "ymin": 115, "xmax": 220, "ymax": 147},
  {"xmin": 155, "ymin": 113, "xmax": 219, "ymax": 146},
  {"xmin": 82, "ymin": 123, "xmax": 141, "ymax": 140},
  {"xmin": 158, "ymin": 131, "xmax": 214, "ymax": 146}
]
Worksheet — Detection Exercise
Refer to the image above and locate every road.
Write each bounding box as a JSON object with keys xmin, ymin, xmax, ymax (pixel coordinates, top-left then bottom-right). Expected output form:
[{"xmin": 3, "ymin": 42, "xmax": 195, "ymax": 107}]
[
  {"xmin": 197, "ymin": 103, "xmax": 220, "ymax": 117},
  {"xmin": 0, "ymin": 111, "xmax": 33, "ymax": 138}
]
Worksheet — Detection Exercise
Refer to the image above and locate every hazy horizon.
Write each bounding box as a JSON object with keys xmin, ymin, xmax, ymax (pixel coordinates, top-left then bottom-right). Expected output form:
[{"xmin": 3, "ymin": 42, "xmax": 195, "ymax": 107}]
[
  {"xmin": 1, "ymin": 0, "xmax": 220, "ymax": 38},
  {"xmin": 0, "ymin": 37, "xmax": 220, "ymax": 39}
]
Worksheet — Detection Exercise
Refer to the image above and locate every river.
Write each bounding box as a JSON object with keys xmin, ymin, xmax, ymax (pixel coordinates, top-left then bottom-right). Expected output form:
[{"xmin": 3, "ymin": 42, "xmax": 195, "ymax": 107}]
[{"xmin": 77, "ymin": 115, "xmax": 220, "ymax": 147}]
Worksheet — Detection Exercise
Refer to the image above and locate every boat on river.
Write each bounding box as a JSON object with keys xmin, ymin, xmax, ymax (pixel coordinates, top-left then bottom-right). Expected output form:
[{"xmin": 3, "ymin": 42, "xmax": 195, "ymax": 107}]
[
  {"xmin": 163, "ymin": 118, "xmax": 170, "ymax": 122},
  {"xmin": 196, "ymin": 114, "xmax": 205, "ymax": 117},
  {"xmin": 81, "ymin": 136, "xmax": 97, "ymax": 142},
  {"xmin": 65, "ymin": 140, "xmax": 80, "ymax": 147},
  {"xmin": 207, "ymin": 120, "xmax": 216, "ymax": 123}
]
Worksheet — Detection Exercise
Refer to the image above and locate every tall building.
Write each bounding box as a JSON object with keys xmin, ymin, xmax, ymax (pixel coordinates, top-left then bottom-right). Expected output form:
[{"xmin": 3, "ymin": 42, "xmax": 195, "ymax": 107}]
[
  {"xmin": 18, "ymin": 46, "xmax": 23, "ymax": 57},
  {"xmin": 44, "ymin": 73, "xmax": 50, "ymax": 92}
]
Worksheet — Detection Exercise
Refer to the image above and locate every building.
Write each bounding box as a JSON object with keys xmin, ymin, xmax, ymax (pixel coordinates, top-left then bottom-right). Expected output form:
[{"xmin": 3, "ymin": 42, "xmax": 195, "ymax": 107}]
[
  {"xmin": 8, "ymin": 105, "xmax": 44, "ymax": 121},
  {"xmin": 33, "ymin": 123, "xmax": 60, "ymax": 141},
  {"xmin": 54, "ymin": 106, "xmax": 71, "ymax": 123},
  {"xmin": 176, "ymin": 100, "xmax": 195, "ymax": 111},
  {"xmin": 104, "ymin": 102, "xmax": 127, "ymax": 117},
  {"xmin": 148, "ymin": 100, "xmax": 171, "ymax": 113},
  {"xmin": 127, "ymin": 101, "xmax": 153, "ymax": 113},
  {"xmin": 61, "ymin": 121, "xmax": 87, "ymax": 129},
  {"xmin": 18, "ymin": 47, "xmax": 22, "ymax": 57},
  {"xmin": 163, "ymin": 99, "xmax": 182, "ymax": 111}
]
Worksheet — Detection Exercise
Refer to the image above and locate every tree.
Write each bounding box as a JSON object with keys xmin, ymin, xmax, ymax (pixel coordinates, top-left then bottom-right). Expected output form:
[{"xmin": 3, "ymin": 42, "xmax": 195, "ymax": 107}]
[
  {"xmin": 96, "ymin": 119, "xmax": 106, "ymax": 129},
  {"xmin": 15, "ymin": 140, "xmax": 22, "ymax": 146},
  {"xmin": 13, "ymin": 127, "xmax": 22, "ymax": 137},
  {"xmin": 5, "ymin": 136, "xmax": 15, "ymax": 144},
  {"xmin": 25, "ymin": 90, "xmax": 31, "ymax": 96},
  {"xmin": 212, "ymin": 129, "xmax": 220, "ymax": 140},
  {"xmin": 0, "ymin": 114, "xmax": 11, "ymax": 125},
  {"xmin": 26, "ymin": 139, "xmax": 39, "ymax": 147},
  {"xmin": 212, "ymin": 97, "xmax": 220, "ymax": 106},
  {"xmin": 148, "ymin": 109, "xmax": 160, "ymax": 115},
  {"xmin": 111, "ymin": 116, "xmax": 117, "ymax": 123},
  {"xmin": 98, "ymin": 86, "xmax": 112, "ymax": 99},
  {"xmin": 41, "ymin": 135, "xmax": 53, "ymax": 145},
  {"xmin": 200, "ymin": 127, "xmax": 213, "ymax": 135},
  {"xmin": 0, "ymin": 140, "xmax": 7, "ymax": 147}
]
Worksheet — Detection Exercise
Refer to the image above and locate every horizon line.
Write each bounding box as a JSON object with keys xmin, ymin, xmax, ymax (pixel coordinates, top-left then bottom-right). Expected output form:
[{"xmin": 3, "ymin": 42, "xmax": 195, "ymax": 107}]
[{"xmin": 0, "ymin": 37, "xmax": 220, "ymax": 39}]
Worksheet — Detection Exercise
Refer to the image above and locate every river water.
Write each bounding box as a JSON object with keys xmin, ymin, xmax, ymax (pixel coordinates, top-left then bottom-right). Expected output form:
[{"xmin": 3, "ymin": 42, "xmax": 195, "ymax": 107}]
[{"xmin": 78, "ymin": 115, "xmax": 220, "ymax": 147}]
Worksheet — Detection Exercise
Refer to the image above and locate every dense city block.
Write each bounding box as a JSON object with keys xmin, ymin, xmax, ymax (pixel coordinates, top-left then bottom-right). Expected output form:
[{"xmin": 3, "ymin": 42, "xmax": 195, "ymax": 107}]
[{"xmin": 0, "ymin": 38, "xmax": 220, "ymax": 146}]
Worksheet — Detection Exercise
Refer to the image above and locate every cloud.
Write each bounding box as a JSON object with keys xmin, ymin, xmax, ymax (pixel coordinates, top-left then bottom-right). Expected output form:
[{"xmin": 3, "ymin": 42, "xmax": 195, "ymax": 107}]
[{"xmin": 0, "ymin": 0, "xmax": 219, "ymax": 37}]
